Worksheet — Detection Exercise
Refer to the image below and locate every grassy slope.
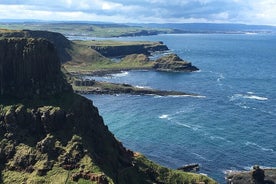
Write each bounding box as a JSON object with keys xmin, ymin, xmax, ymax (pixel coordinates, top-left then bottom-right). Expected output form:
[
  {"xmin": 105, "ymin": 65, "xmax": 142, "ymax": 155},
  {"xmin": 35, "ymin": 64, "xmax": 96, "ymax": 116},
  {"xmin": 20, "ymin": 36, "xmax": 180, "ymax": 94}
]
[{"xmin": 63, "ymin": 40, "xmax": 155, "ymax": 73}]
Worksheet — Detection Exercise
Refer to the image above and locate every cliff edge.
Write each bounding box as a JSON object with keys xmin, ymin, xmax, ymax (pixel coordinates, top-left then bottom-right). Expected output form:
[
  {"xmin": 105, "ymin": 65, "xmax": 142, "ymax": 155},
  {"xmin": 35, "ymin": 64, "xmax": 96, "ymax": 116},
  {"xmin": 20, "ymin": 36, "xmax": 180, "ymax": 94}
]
[{"xmin": 0, "ymin": 38, "xmax": 216, "ymax": 183}]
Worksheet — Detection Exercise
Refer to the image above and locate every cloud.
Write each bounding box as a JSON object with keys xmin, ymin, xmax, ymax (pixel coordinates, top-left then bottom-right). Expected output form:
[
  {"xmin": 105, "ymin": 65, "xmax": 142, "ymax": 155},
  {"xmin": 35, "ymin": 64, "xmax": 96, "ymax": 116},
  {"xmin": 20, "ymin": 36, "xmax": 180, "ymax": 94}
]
[{"xmin": 0, "ymin": 0, "xmax": 275, "ymax": 25}]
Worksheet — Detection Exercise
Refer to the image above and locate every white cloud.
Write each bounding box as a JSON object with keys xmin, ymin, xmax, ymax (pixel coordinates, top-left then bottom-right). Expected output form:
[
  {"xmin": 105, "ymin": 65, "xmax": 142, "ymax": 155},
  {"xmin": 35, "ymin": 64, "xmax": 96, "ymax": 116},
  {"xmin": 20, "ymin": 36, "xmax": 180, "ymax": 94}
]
[{"xmin": 0, "ymin": 0, "xmax": 275, "ymax": 25}]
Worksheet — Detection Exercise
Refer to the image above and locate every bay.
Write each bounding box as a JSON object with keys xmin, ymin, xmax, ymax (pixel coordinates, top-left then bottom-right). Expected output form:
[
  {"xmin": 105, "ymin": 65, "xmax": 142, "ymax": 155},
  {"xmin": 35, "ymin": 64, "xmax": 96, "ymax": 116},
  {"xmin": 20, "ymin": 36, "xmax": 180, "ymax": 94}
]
[{"xmin": 83, "ymin": 33, "xmax": 276, "ymax": 183}]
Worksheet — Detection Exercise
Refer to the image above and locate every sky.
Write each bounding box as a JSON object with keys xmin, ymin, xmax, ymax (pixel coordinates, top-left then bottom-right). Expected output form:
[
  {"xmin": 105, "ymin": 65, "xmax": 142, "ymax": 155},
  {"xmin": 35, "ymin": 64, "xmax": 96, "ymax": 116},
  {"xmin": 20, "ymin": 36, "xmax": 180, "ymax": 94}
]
[{"xmin": 0, "ymin": 0, "xmax": 276, "ymax": 26}]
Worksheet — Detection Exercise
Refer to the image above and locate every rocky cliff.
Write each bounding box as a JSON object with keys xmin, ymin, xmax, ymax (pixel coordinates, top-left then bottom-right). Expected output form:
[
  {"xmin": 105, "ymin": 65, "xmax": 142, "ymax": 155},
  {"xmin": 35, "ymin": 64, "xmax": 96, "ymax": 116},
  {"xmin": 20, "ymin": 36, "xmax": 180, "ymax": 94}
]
[
  {"xmin": 0, "ymin": 38, "xmax": 71, "ymax": 99},
  {"xmin": 0, "ymin": 36, "xmax": 216, "ymax": 184},
  {"xmin": 91, "ymin": 41, "xmax": 168, "ymax": 57},
  {"xmin": 0, "ymin": 29, "xmax": 72, "ymax": 63}
]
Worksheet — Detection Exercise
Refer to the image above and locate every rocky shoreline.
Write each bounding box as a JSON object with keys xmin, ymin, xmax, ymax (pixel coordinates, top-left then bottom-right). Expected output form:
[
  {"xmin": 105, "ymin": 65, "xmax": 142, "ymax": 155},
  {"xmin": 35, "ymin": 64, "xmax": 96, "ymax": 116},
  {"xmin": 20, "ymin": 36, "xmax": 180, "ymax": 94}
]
[
  {"xmin": 73, "ymin": 80, "xmax": 198, "ymax": 97},
  {"xmin": 226, "ymin": 166, "xmax": 276, "ymax": 184}
]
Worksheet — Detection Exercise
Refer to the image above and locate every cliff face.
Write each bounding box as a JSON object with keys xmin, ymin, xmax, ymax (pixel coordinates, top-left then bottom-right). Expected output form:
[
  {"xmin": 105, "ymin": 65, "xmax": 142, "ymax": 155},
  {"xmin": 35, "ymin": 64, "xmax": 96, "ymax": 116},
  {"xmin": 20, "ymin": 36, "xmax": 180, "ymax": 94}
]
[
  {"xmin": 0, "ymin": 38, "xmax": 71, "ymax": 99},
  {"xmin": 0, "ymin": 29, "xmax": 72, "ymax": 63},
  {"xmin": 0, "ymin": 35, "xmax": 216, "ymax": 184},
  {"xmin": 153, "ymin": 54, "xmax": 199, "ymax": 72},
  {"xmin": 91, "ymin": 42, "xmax": 168, "ymax": 57}
]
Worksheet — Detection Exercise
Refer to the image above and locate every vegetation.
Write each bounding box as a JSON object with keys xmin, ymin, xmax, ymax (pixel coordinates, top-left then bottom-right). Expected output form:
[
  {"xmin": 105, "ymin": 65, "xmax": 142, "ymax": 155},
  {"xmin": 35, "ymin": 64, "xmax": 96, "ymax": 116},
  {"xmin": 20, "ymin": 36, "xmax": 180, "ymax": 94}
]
[
  {"xmin": 0, "ymin": 28, "xmax": 214, "ymax": 183},
  {"xmin": 0, "ymin": 22, "xmax": 174, "ymax": 37},
  {"xmin": 63, "ymin": 40, "xmax": 157, "ymax": 73}
]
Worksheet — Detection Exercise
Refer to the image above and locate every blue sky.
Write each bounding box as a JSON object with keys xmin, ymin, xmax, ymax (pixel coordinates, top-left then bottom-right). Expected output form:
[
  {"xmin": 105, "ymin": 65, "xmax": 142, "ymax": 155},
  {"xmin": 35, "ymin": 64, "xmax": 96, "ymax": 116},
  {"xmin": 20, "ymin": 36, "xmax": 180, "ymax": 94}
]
[{"xmin": 0, "ymin": 0, "xmax": 276, "ymax": 25}]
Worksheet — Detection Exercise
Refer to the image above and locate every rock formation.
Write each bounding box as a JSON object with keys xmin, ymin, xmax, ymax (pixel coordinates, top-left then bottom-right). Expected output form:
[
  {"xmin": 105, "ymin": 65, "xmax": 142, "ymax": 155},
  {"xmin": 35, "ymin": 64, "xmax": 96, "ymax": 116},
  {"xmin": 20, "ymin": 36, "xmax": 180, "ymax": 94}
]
[
  {"xmin": 91, "ymin": 41, "xmax": 168, "ymax": 57},
  {"xmin": 153, "ymin": 53, "xmax": 199, "ymax": 72},
  {"xmin": 0, "ymin": 29, "xmax": 72, "ymax": 63},
  {"xmin": 226, "ymin": 166, "xmax": 276, "ymax": 184},
  {"xmin": 0, "ymin": 38, "xmax": 71, "ymax": 99}
]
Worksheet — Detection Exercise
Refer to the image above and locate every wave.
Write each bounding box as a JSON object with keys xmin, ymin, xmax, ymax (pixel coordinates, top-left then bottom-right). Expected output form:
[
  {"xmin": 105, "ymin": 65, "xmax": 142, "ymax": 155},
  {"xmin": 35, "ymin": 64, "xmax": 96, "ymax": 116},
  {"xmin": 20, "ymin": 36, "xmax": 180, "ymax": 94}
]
[
  {"xmin": 209, "ymin": 135, "xmax": 227, "ymax": 141},
  {"xmin": 175, "ymin": 122, "xmax": 201, "ymax": 131},
  {"xmin": 192, "ymin": 152, "xmax": 210, "ymax": 161},
  {"xmin": 245, "ymin": 141, "xmax": 275, "ymax": 153},
  {"xmin": 111, "ymin": 71, "xmax": 129, "ymax": 77},
  {"xmin": 154, "ymin": 95, "xmax": 206, "ymax": 98},
  {"xmin": 159, "ymin": 114, "xmax": 169, "ymax": 119},
  {"xmin": 244, "ymin": 95, "xmax": 268, "ymax": 101},
  {"xmin": 217, "ymin": 73, "xmax": 225, "ymax": 82},
  {"xmin": 230, "ymin": 94, "xmax": 268, "ymax": 101},
  {"xmin": 135, "ymin": 85, "xmax": 151, "ymax": 89},
  {"xmin": 242, "ymin": 165, "xmax": 276, "ymax": 171}
]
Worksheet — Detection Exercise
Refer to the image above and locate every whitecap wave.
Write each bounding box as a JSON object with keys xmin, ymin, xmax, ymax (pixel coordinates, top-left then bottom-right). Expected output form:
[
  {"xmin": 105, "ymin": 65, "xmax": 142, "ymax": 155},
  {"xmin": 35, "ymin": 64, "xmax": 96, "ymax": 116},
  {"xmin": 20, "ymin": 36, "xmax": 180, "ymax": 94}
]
[
  {"xmin": 243, "ymin": 95, "xmax": 268, "ymax": 101},
  {"xmin": 242, "ymin": 165, "xmax": 276, "ymax": 170},
  {"xmin": 135, "ymin": 85, "xmax": 151, "ymax": 89},
  {"xmin": 192, "ymin": 152, "xmax": 209, "ymax": 161},
  {"xmin": 175, "ymin": 122, "xmax": 201, "ymax": 131},
  {"xmin": 159, "ymin": 114, "xmax": 169, "ymax": 119},
  {"xmin": 217, "ymin": 73, "xmax": 225, "ymax": 82},
  {"xmin": 230, "ymin": 94, "xmax": 268, "ymax": 101},
  {"xmin": 176, "ymin": 122, "xmax": 192, "ymax": 129},
  {"xmin": 210, "ymin": 135, "xmax": 227, "ymax": 141},
  {"xmin": 167, "ymin": 95, "xmax": 206, "ymax": 98},
  {"xmin": 111, "ymin": 71, "xmax": 129, "ymax": 77},
  {"xmin": 245, "ymin": 141, "xmax": 274, "ymax": 152},
  {"xmin": 153, "ymin": 94, "xmax": 206, "ymax": 98}
]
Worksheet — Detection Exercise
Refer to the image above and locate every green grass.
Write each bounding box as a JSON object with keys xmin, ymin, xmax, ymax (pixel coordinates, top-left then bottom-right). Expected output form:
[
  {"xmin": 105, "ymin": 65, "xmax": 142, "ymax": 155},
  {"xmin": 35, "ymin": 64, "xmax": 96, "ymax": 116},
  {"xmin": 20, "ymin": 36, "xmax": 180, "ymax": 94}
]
[{"xmin": 133, "ymin": 154, "xmax": 218, "ymax": 184}]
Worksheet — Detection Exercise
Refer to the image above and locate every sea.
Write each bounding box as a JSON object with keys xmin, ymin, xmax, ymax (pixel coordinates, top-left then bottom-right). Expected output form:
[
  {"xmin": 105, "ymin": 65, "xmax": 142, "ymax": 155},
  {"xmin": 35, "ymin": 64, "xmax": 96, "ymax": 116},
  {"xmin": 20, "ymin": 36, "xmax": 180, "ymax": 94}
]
[{"xmin": 78, "ymin": 33, "xmax": 276, "ymax": 183}]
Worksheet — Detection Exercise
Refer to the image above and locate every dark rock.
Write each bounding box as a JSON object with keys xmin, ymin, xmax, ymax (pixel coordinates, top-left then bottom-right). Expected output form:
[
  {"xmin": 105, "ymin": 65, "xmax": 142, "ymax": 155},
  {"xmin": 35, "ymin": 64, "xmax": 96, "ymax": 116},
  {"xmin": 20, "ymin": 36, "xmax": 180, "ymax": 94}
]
[
  {"xmin": 72, "ymin": 171, "xmax": 108, "ymax": 184},
  {"xmin": 0, "ymin": 38, "xmax": 72, "ymax": 99},
  {"xmin": 252, "ymin": 165, "xmax": 265, "ymax": 183},
  {"xmin": 91, "ymin": 42, "xmax": 168, "ymax": 57},
  {"xmin": 177, "ymin": 163, "xmax": 200, "ymax": 172},
  {"xmin": 74, "ymin": 79, "xmax": 96, "ymax": 86},
  {"xmin": 153, "ymin": 53, "xmax": 199, "ymax": 72},
  {"xmin": 36, "ymin": 134, "xmax": 55, "ymax": 154},
  {"xmin": 0, "ymin": 30, "xmax": 72, "ymax": 63},
  {"xmin": 226, "ymin": 166, "xmax": 276, "ymax": 184}
]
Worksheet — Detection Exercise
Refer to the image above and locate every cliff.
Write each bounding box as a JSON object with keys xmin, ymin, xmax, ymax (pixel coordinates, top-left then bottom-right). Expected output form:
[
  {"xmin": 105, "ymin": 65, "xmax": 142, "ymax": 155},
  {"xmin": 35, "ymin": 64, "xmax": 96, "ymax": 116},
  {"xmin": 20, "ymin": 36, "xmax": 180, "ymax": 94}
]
[
  {"xmin": 0, "ymin": 38, "xmax": 71, "ymax": 99},
  {"xmin": 0, "ymin": 29, "xmax": 72, "ymax": 63},
  {"xmin": 0, "ymin": 38, "xmax": 216, "ymax": 184},
  {"xmin": 90, "ymin": 41, "xmax": 168, "ymax": 57}
]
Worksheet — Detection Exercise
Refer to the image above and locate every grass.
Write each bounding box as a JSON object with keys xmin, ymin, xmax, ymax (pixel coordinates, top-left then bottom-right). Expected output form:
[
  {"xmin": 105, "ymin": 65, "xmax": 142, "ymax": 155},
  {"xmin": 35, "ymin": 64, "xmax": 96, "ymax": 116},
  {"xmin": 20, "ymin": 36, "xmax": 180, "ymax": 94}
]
[
  {"xmin": 133, "ymin": 154, "xmax": 217, "ymax": 184},
  {"xmin": 63, "ymin": 41, "xmax": 154, "ymax": 73}
]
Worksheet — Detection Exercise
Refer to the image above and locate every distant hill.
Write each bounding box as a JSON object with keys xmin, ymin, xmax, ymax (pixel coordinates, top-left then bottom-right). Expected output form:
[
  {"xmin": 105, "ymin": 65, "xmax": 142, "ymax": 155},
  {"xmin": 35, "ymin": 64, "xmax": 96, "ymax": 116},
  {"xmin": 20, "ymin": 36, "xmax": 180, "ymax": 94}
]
[{"xmin": 129, "ymin": 23, "xmax": 276, "ymax": 34}]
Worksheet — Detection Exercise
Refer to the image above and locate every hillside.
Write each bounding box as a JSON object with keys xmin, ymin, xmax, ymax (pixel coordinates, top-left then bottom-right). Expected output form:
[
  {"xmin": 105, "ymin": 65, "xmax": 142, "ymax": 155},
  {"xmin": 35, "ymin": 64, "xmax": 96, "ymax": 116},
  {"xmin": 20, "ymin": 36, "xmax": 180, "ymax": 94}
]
[{"xmin": 0, "ymin": 37, "xmax": 216, "ymax": 183}]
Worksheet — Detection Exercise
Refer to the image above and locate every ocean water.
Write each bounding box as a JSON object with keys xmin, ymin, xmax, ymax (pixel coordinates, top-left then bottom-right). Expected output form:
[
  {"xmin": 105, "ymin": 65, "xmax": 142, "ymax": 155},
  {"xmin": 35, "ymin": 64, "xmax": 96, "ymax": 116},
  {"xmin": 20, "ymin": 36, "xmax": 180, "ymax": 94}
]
[{"xmin": 82, "ymin": 34, "xmax": 276, "ymax": 183}]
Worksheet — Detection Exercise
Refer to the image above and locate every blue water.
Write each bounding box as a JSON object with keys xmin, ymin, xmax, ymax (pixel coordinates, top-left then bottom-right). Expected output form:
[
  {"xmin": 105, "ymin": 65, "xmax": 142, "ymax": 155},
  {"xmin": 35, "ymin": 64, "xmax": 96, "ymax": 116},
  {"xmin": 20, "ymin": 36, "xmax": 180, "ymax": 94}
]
[{"xmin": 83, "ymin": 34, "xmax": 276, "ymax": 183}]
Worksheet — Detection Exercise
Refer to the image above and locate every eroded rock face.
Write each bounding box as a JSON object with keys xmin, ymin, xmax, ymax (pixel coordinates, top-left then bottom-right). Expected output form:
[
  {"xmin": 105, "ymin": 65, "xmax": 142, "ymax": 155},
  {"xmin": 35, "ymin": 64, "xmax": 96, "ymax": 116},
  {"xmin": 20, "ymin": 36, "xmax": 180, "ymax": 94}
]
[
  {"xmin": 153, "ymin": 54, "xmax": 199, "ymax": 72},
  {"xmin": 0, "ymin": 29, "xmax": 72, "ymax": 63},
  {"xmin": 0, "ymin": 38, "xmax": 71, "ymax": 99}
]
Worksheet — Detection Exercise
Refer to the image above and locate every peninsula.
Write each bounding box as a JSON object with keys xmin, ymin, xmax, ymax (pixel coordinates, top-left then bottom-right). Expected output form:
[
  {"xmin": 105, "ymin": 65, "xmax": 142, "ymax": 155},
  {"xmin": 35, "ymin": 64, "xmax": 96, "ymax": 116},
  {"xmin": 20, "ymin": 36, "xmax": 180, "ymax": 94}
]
[{"xmin": 0, "ymin": 28, "xmax": 198, "ymax": 96}]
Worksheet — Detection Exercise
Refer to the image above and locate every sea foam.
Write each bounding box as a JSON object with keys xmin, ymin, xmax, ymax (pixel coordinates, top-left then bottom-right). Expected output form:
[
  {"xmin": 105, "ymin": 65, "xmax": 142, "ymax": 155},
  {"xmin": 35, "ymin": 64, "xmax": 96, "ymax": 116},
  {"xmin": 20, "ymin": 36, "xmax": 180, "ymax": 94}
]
[
  {"xmin": 230, "ymin": 94, "xmax": 268, "ymax": 101},
  {"xmin": 111, "ymin": 71, "xmax": 129, "ymax": 77}
]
